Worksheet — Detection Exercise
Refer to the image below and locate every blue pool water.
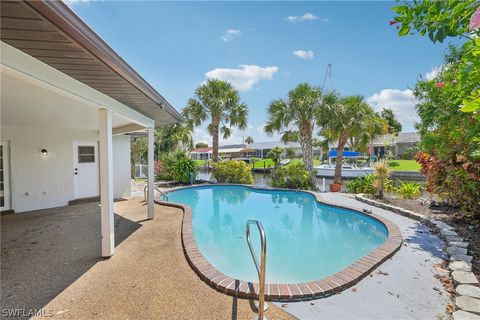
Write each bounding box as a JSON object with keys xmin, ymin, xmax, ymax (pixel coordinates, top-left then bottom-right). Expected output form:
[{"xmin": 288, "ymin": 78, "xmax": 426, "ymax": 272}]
[{"xmin": 167, "ymin": 185, "xmax": 388, "ymax": 284}]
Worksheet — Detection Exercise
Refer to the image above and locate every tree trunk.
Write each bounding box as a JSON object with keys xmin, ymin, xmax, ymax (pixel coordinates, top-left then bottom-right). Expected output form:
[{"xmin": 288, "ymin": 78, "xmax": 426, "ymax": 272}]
[
  {"xmin": 299, "ymin": 123, "xmax": 316, "ymax": 189},
  {"xmin": 211, "ymin": 119, "xmax": 220, "ymax": 162},
  {"xmin": 334, "ymin": 134, "xmax": 348, "ymax": 184}
]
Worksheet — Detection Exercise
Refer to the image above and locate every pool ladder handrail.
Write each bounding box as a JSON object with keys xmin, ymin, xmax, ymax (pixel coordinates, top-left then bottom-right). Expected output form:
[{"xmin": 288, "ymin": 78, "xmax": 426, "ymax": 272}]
[
  {"xmin": 143, "ymin": 184, "xmax": 169, "ymax": 202},
  {"xmin": 246, "ymin": 220, "xmax": 268, "ymax": 320}
]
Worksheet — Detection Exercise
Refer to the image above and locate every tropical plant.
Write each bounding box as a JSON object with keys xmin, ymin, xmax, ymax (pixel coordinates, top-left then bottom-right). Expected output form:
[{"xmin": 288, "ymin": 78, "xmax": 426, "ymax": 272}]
[
  {"xmin": 320, "ymin": 95, "xmax": 383, "ymax": 184},
  {"xmin": 155, "ymin": 122, "xmax": 193, "ymax": 156},
  {"xmin": 212, "ymin": 160, "xmax": 254, "ymax": 184},
  {"xmin": 195, "ymin": 142, "xmax": 208, "ymax": 149},
  {"xmin": 245, "ymin": 136, "xmax": 254, "ymax": 144},
  {"xmin": 272, "ymin": 162, "xmax": 311, "ymax": 190},
  {"xmin": 391, "ymin": 1, "xmax": 480, "ymax": 115},
  {"xmin": 172, "ymin": 157, "xmax": 198, "ymax": 184},
  {"xmin": 285, "ymin": 148, "xmax": 296, "ymax": 159},
  {"xmin": 156, "ymin": 151, "xmax": 188, "ymax": 181},
  {"xmin": 183, "ymin": 79, "xmax": 248, "ymax": 162},
  {"xmin": 346, "ymin": 174, "xmax": 377, "ymax": 194},
  {"xmin": 395, "ymin": 182, "xmax": 421, "ymax": 199},
  {"xmin": 131, "ymin": 137, "xmax": 148, "ymax": 178},
  {"xmin": 373, "ymin": 160, "xmax": 391, "ymax": 199},
  {"xmin": 379, "ymin": 108, "xmax": 402, "ymax": 135},
  {"xmin": 265, "ymin": 83, "xmax": 338, "ymax": 189},
  {"xmin": 267, "ymin": 147, "xmax": 284, "ymax": 175}
]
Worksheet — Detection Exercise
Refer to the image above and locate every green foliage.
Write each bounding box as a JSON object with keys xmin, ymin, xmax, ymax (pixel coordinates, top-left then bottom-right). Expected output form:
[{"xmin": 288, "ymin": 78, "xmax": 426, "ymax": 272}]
[
  {"xmin": 155, "ymin": 123, "xmax": 193, "ymax": 156},
  {"xmin": 387, "ymin": 161, "xmax": 400, "ymax": 167},
  {"xmin": 245, "ymin": 136, "xmax": 254, "ymax": 144},
  {"xmin": 416, "ymin": 152, "xmax": 480, "ymax": 218},
  {"xmin": 379, "ymin": 108, "xmax": 402, "ymax": 135},
  {"xmin": 183, "ymin": 79, "xmax": 248, "ymax": 162},
  {"xmin": 392, "ymin": 1, "xmax": 477, "ymax": 43},
  {"xmin": 265, "ymin": 83, "xmax": 339, "ymax": 188},
  {"xmin": 172, "ymin": 157, "xmax": 198, "ymax": 184},
  {"xmin": 320, "ymin": 95, "xmax": 384, "ymax": 182},
  {"xmin": 131, "ymin": 137, "xmax": 148, "ymax": 164},
  {"xmin": 212, "ymin": 160, "xmax": 254, "ymax": 184},
  {"xmin": 346, "ymin": 174, "xmax": 377, "ymax": 194},
  {"xmin": 271, "ymin": 162, "xmax": 311, "ymax": 190},
  {"xmin": 373, "ymin": 160, "xmax": 391, "ymax": 198},
  {"xmin": 267, "ymin": 147, "xmax": 284, "ymax": 167},
  {"xmin": 395, "ymin": 182, "xmax": 421, "ymax": 200},
  {"xmin": 392, "ymin": 1, "xmax": 480, "ymax": 114},
  {"xmin": 195, "ymin": 142, "xmax": 208, "ymax": 149},
  {"xmin": 156, "ymin": 151, "xmax": 188, "ymax": 181},
  {"xmin": 285, "ymin": 148, "xmax": 296, "ymax": 158}
]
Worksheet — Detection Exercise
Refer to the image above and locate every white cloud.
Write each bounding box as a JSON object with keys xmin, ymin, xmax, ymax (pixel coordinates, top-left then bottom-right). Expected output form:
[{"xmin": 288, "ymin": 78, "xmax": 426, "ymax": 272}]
[
  {"xmin": 286, "ymin": 13, "xmax": 327, "ymax": 23},
  {"xmin": 220, "ymin": 29, "xmax": 241, "ymax": 42},
  {"xmin": 205, "ymin": 65, "xmax": 279, "ymax": 91},
  {"xmin": 293, "ymin": 50, "xmax": 314, "ymax": 59},
  {"xmin": 425, "ymin": 66, "xmax": 443, "ymax": 80},
  {"xmin": 366, "ymin": 89, "xmax": 418, "ymax": 132}
]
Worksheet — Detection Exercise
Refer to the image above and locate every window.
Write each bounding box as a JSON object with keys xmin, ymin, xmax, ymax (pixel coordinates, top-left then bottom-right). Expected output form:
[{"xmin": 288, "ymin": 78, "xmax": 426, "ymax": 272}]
[{"xmin": 78, "ymin": 146, "xmax": 95, "ymax": 163}]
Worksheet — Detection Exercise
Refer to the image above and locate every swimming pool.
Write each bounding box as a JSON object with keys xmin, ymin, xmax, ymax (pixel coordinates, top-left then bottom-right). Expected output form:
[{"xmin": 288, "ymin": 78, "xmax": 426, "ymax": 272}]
[{"xmin": 166, "ymin": 185, "xmax": 391, "ymax": 285}]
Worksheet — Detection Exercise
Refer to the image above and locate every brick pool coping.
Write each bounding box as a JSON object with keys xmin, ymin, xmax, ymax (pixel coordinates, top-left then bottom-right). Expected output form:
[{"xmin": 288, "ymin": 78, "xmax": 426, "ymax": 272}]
[{"xmin": 155, "ymin": 185, "xmax": 403, "ymax": 301}]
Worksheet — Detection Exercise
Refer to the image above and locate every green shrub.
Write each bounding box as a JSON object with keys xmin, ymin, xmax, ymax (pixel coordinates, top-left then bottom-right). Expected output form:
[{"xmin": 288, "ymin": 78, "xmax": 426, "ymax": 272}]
[
  {"xmin": 387, "ymin": 161, "xmax": 400, "ymax": 167},
  {"xmin": 212, "ymin": 160, "xmax": 254, "ymax": 184},
  {"xmin": 395, "ymin": 182, "xmax": 421, "ymax": 199},
  {"xmin": 272, "ymin": 162, "xmax": 311, "ymax": 190},
  {"xmin": 346, "ymin": 174, "xmax": 377, "ymax": 194},
  {"xmin": 173, "ymin": 158, "xmax": 198, "ymax": 184},
  {"xmin": 157, "ymin": 151, "xmax": 188, "ymax": 181}
]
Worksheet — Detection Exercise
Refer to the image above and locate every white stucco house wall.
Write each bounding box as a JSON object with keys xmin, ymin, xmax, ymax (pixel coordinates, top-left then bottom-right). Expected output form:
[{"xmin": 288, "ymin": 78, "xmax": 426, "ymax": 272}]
[{"xmin": 0, "ymin": 0, "xmax": 182, "ymax": 257}]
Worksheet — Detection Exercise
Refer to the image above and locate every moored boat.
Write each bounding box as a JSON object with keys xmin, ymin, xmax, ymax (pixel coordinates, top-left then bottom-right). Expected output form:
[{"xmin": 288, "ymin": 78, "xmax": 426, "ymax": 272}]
[{"xmin": 314, "ymin": 164, "xmax": 374, "ymax": 178}]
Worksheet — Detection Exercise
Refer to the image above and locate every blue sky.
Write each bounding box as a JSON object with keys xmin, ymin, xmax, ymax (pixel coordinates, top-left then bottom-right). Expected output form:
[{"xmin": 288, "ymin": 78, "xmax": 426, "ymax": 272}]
[{"xmin": 69, "ymin": 1, "xmax": 456, "ymax": 144}]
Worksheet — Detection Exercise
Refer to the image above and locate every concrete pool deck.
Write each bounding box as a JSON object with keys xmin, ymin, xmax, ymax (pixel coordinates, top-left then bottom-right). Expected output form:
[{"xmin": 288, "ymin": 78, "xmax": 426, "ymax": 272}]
[
  {"xmin": 1, "ymin": 190, "xmax": 453, "ymax": 320},
  {"xmin": 1, "ymin": 199, "xmax": 292, "ymax": 320},
  {"xmin": 275, "ymin": 192, "xmax": 452, "ymax": 320}
]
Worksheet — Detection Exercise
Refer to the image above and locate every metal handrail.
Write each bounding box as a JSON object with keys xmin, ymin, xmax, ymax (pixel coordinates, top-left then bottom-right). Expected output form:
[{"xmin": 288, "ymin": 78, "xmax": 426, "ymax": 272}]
[
  {"xmin": 246, "ymin": 220, "xmax": 267, "ymax": 320},
  {"xmin": 143, "ymin": 185, "xmax": 169, "ymax": 202}
]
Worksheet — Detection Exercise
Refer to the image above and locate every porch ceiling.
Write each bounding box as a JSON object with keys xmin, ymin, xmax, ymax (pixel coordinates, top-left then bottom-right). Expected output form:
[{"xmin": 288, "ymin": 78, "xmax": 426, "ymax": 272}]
[
  {"xmin": 1, "ymin": 71, "xmax": 132, "ymax": 131},
  {"xmin": 0, "ymin": 1, "xmax": 182, "ymax": 127}
]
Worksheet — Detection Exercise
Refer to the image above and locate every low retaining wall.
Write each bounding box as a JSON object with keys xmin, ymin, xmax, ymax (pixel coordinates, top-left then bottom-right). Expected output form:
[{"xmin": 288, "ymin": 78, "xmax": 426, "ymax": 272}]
[{"xmin": 391, "ymin": 171, "xmax": 425, "ymax": 181}]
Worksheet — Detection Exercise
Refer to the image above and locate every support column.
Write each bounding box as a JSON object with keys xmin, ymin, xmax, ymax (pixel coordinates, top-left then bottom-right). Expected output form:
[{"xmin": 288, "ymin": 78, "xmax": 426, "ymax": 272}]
[
  {"xmin": 147, "ymin": 126, "xmax": 155, "ymax": 219},
  {"xmin": 99, "ymin": 108, "xmax": 114, "ymax": 257}
]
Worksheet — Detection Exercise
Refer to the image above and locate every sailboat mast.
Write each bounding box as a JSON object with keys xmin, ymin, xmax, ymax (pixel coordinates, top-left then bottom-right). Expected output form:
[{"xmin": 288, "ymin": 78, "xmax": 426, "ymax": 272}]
[{"xmin": 322, "ymin": 64, "xmax": 332, "ymax": 91}]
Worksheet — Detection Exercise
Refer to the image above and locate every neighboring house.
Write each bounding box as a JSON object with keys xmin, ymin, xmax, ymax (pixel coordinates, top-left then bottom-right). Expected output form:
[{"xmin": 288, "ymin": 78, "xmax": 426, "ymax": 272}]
[
  {"xmin": 325, "ymin": 132, "xmax": 420, "ymax": 159},
  {"xmin": 0, "ymin": 1, "xmax": 182, "ymax": 256},
  {"xmin": 190, "ymin": 145, "xmax": 255, "ymax": 160},
  {"xmin": 190, "ymin": 141, "xmax": 309, "ymax": 160},
  {"xmin": 371, "ymin": 132, "xmax": 420, "ymax": 158}
]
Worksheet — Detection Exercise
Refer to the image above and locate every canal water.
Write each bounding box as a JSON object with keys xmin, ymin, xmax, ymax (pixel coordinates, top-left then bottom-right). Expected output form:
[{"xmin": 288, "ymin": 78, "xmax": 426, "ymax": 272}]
[{"xmin": 197, "ymin": 170, "xmax": 339, "ymax": 191}]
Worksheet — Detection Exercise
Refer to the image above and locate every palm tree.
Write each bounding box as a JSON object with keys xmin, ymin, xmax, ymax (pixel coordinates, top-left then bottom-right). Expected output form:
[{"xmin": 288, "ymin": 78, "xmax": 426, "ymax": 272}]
[
  {"xmin": 267, "ymin": 147, "xmax": 284, "ymax": 176},
  {"xmin": 183, "ymin": 79, "xmax": 248, "ymax": 162},
  {"xmin": 320, "ymin": 95, "xmax": 383, "ymax": 183},
  {"xmin": 245, "ymin": 136, "xmax": 254, "ymax": 144},
  {"xmin": 155, "ymin": 122, "xmax": 193, "ymax": 158},
  {"xmin": 265, "ymin": 83, "xmax": 338, "ymax": 188}
]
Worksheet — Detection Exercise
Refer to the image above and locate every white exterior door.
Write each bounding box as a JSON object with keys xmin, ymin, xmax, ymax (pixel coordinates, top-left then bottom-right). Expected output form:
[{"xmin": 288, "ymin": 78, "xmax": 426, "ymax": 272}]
[
  {"xmin": 73, "ymin": 141, "xmax": 99, "ymax": 199},
  {"xmin": 0, "ymin": 141, "xmax": 11, "ymax": 211}
]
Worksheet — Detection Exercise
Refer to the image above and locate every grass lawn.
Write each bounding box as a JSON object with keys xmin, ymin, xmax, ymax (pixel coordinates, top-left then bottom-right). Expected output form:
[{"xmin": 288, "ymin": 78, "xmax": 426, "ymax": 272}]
[
  {"xmin": 387, "ymin": 160, "xmax": 420, "ymax": 172},
  {"xmin": 194, "ymin": 160, "xmax": 207, "ymax": 167}
]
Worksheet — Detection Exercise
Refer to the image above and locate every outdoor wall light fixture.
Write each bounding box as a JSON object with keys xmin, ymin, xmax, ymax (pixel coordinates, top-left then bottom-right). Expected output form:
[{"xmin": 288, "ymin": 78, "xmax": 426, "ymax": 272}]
[{"xmin": 41, "ymin": 149, "xmax": 48, "ymax": 157}]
